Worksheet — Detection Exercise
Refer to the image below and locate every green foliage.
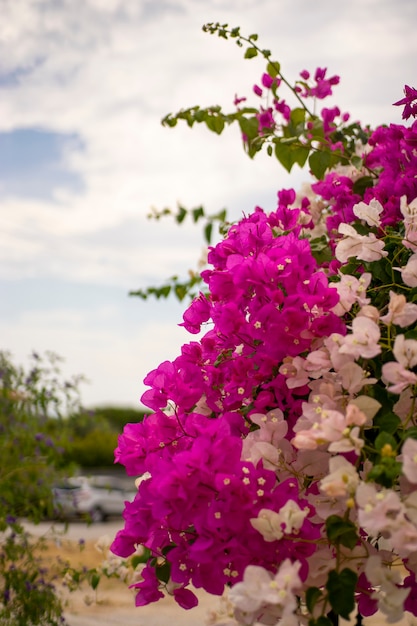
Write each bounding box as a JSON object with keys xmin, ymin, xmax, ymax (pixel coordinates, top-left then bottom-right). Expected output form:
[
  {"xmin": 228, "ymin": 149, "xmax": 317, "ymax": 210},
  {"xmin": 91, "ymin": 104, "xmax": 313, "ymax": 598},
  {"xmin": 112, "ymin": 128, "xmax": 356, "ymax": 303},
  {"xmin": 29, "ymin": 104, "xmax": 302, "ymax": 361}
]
[
  {"xmin": 130, "ymin": 204, "xmax": 230, "ymax": 301},
  {"xmin": 326, "ymin": 568, "xmax": 358, "ymax": 620},
  {"xmin": 129, "ymin": 271, "xmax": 203, "ymax": 302},
  {"xmin": 0, "ymin": 351, "xmax": 82, "ymax": 521},
  {"xmin": 0, "ymin": 520, "xmax": 64, "ymax": 626},
  {"xmin": 162, "ymin": 23, "xmax": 370, "ymax": 180},
  {"xmin": 91, "ymin": 406, "xmax": 147, "ymax": 430},
  {"xmin": 325, "ymin": 515, "xmax": 359, "ymax": 550},
  {"xmin": 142, "ymin": 24, "xmax": 374, "ymax": 306},
  {"xmin": 61, "ymin": 429, "xmax": 118, "ymax": 467},
  {"xmin": 59, "ymin": 406, "xmax": 146, "ymax": 467},
  {"xmin": 306, "ymin": 586, "xmax": 323, "ymax": 613},
  {"xmin": 0, "ymin": 350, "xmax": 85, "ymax": 625}
]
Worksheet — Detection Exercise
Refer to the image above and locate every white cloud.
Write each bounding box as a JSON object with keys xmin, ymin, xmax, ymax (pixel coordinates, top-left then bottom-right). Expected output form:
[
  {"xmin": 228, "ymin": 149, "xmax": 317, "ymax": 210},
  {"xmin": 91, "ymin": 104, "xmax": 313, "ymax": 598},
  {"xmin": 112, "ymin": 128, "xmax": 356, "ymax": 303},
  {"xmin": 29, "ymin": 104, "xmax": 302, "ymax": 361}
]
[{"xmin": 2, "ymin": 298, "xmax": 192, "ymax": 408}]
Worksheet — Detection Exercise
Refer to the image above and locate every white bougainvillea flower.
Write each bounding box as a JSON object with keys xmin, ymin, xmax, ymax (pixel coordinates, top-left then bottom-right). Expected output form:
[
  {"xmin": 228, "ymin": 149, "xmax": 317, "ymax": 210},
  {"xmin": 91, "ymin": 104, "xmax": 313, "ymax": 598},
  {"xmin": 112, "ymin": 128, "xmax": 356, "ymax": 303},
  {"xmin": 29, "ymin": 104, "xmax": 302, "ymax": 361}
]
[
  {"xmin": 393, "ymin": 389, "xmax": 414, "ymax": 421},
  {"xmin": 335, "ymin": 223, "xmax": 388, "ymax": 262},
  {"xmin": 401, "ymin": 437, "xmax": 417, "ymax": 483},
  {"xmin": 382, "ymin": 361, "xmax": 417, "ymax": 394},
  {"xmin": 380, "ymin": 291, "xmax": 417, "ymax": 327},
  {"xmin": 293, "ymin": 409, "xmax": 346, "ymax": 450},
  {"xmin": 228, "ymin": 565, "xmax": 273, "ymax": 612},
  {"xmin": 328, "ymin": 425, "xmax": 364, "ymax": 454},
  {"xmin": 393, "ymin": 334, "xmax": 417, "ymax": 369},
  {"xmin": 320, "ymin": 456, "xmax": 359, "ymax": 497},
  {"xmin": 345, "ymin": 403, "xmax": 368, "ymax": 426},
  {"xmin": 331, "ymin": 272, "xmax": 371, "ymax": 315},
  {"xmin": 365, "ymin": 555, "xmax": 402, "ymax": 588},
  {"xmin": 404, "ymin": 491, "xmax": 417, "ymax": 525},
  {"xmin": 356, "ymin": 304, "xmax": 380, "ymax": 323},
  {"xmin": 356, "ymin": 483, "xmax": 404, "ymax": 535},
  {"xmin": 403, "ymin": 221, "xmax": 417, "ymax": 252},
  {"xmin": 350, "ymin": 395, "xmax": 381, "ymax": 422},
  {"xmin": 400, "ymin": 195, "xmax": 417, "ymax": 225},
  {"xmin": 390, "ymin": 521, "xmax": 417, "ymax": 558},
  {"xmin": 338, "ymin": 316, "xmax": 381, "ymax": 359},
  {"xmin": 277, "ymin": 500, "xmax": 309, "ymax": 534},
  {"xmin": 353, "ymin": 198, "xmax": 384, "ymax": 227},
  {"xmin": 375, "ymin": 585, "xmax": 410, "ymax": 622},
  {"xmin": 229, "ymin": 560, "xmax": 301, "ymax": 614},
  {"xmin": 338, "ymin": 362, "xmax": 377, "ymax": 395},
  {"xmin": 304, "ymin": 349, "xmax": 332, "ymax": 377},
  {"xmin": 365, "ymin": 555, "xmax": 410, "ymax": 622},
  {"xmin": 325, "ymin": 333, "xmax": 356, "ymax": 371},
  {"xmin": 397, "ymin": 253, "xmax": 417, "ymax": 287},
  {"xmin": 250, "ymin": 501, "xmax": 308, "ymax": 541},
  {"xmin": 250, "ymin": 508, "xmax": 285, "ymax": 542}
]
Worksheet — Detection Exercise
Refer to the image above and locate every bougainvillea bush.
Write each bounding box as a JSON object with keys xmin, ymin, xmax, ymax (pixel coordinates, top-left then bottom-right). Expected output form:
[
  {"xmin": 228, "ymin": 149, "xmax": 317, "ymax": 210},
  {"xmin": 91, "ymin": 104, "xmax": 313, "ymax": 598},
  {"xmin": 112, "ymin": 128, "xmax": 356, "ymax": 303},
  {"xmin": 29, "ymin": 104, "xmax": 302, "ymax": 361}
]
[{"xmin": 112, "ymin": 24, "xmax": 417, "ymax": 626}]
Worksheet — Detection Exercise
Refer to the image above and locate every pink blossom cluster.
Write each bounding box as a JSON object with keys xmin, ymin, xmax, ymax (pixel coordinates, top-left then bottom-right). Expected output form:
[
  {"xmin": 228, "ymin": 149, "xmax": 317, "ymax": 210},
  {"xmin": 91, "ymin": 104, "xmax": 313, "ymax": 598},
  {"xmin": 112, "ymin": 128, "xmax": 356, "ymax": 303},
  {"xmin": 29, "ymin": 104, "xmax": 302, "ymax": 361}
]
[{"xmin": 112, "ymin": 68, "xmax": 417, "ymax": 625}]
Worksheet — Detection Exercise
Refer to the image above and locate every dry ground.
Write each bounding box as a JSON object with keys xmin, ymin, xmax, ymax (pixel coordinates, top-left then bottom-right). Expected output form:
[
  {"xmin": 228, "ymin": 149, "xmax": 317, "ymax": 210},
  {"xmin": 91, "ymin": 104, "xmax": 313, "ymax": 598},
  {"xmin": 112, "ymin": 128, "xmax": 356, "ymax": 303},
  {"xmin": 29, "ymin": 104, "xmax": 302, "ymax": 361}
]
[
  {"xmin": 27, "ymin": 521, "xmax": 417, "ymax": 626},
  {"xmin": 31, "ymin": 521, "xmax": 215, "ymax": 626}
]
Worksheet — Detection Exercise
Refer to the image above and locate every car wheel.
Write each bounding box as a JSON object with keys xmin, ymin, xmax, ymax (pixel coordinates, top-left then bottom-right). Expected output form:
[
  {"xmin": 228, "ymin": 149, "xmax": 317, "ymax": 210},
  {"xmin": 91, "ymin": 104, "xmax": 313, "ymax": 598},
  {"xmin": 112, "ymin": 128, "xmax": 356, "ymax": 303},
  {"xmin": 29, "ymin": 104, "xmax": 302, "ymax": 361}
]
[{"xmin": 89, "ymin": 506, "xmax": 105, "ymax": 523}]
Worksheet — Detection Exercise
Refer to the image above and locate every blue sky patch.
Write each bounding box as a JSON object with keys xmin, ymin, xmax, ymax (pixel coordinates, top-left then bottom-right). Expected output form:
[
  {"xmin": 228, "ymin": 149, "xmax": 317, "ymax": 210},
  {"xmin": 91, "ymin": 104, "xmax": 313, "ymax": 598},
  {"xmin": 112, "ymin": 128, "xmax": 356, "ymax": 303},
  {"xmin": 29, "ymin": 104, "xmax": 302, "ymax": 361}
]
[{"xmin": 0, "ymin": 128, "xmax": 85, "ymax": 200}]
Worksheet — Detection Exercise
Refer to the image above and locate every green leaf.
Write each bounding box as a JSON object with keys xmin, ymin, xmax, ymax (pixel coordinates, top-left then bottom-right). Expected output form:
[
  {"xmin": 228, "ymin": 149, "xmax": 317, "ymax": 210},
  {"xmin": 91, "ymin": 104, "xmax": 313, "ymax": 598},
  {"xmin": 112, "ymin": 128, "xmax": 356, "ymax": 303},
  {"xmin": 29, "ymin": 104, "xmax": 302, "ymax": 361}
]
[
  {"xmin": 162, "ymin": 115, "xmax": 177, "ymax": 128},
  {"xmin": 274, "ymin": 141, "xmax": 295, "ymax": 172},
  {"xmin": 365, "ymin": 256, "xmax": 391, "ymax": 284},
  {"xmin": 204, "ymin": 222, "xmax": 213, "ymax": 244},
  {"xmin": 266, "ymin": 61, "xmax": 280, "ymax": 78},
  {"xmin": 309, "ymin": 235, "xmax": 333, "ymax": 264},
  {"xmin": 156, "ymin": 561, "xmax": 171, "ymax": 584},
  {"xmin": 352, "ymin": 175, "xmax": 374, "ymax": 196},
  {"xmin": 375, "ymin": 432, "xmax": 397, "ymax": 452},
  {"xmin": 239, "ymin": 116, "xmax": 259, "ymax": 140},
  {"xmin": 292, "ymin": 145, "xmax": 310, "ymax": 168},
  {"xmin": 192, "ymin": 206, "xmax": 205, "ymax": 222},
  {"xmin": 244, "ymin": 47, "xmax": 258, "ymax": 59},
  {"xmin": 306, "ymin": 587, "xmax": 323, "ymax": 613},
  {"xmin": 274, "ymin": 141, "xmax": 310, "ymax": 172},
  {"xmin": 325, "ymin": 515, "xmax": 359, "ymax": 549},
  {"xmin": 368, "ymin": 458, "xmax": 402, "ymax": 487},
  {"xmin": 290, "ymin": 107, "xmax": 306, "ymax": 126},
  {"xmin": 90, "ymin": 572, "xmax": 101, "ymax": 591},
  {"xmin": 405, "ymin": 328, "xmax": 417, "ymax": 341},
  {"xmin": 159, "ymin": 285, "xmax": 172, "ymax": 298},
  {"xmin": 326, "ymin": 569, "xmax": 358, "ymax": 619},
  {"xmin": 402, "ymin": 428, "xmax": 417, "ymax": 442},
  {"xmin": 374, "ymin": 411, "xmax": 400, "ymax": 435},
  {"xmin": 215, "ymin": 208, "xmax": 228, "ymax": 223},
  {"xmin": 205, "ymin": 114, "xmax": 225, "ymax": 134},
  {"xmin": 267, "ymin": 144, "xmax": 273, "ymax": 156},
  {"xmin": 176, "ymin": 205, "xmax": 187, "ymax": 224},
  {"xmin": 309, "ymin": 150, "xmax": 331, "ymax": 179},
  {"xmin": 351, "ymin": 155, "xmax": 363, "ymax": 170},
  {"xmin": 174, "ymin": 284, "xmax": 188, "ymax": 301}
]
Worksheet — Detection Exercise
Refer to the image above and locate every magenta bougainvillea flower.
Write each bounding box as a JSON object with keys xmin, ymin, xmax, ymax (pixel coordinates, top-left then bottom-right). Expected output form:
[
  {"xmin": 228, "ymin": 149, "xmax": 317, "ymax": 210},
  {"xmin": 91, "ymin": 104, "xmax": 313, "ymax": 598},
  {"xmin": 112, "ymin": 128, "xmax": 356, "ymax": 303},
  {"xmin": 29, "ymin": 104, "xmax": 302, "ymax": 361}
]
[
  {"xmin": 112, "ymin": 30, "xmax": 417, "ymax": 626},
  {"xmin": 394, "ymin": 85, "xmax": 417, "ymax": 120}
]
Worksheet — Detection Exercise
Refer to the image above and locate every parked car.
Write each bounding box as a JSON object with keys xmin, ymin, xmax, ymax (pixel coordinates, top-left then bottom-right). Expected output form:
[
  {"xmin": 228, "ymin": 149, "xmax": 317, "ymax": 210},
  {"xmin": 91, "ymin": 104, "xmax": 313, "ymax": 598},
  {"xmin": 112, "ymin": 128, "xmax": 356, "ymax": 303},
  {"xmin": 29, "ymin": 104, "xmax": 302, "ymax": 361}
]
[{"xmin": 52, "ymin": 475, "xmax": 137, "ymax": 522}]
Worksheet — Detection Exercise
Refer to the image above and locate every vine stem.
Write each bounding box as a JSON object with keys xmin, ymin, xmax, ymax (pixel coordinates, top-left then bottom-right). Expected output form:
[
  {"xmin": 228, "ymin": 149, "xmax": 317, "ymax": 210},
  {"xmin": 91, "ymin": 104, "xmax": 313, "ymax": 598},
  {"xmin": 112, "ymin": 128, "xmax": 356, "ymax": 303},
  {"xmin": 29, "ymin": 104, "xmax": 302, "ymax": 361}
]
[{"xmin": 203, "ymin": 23, "xmax": 315, "ymax": 117}]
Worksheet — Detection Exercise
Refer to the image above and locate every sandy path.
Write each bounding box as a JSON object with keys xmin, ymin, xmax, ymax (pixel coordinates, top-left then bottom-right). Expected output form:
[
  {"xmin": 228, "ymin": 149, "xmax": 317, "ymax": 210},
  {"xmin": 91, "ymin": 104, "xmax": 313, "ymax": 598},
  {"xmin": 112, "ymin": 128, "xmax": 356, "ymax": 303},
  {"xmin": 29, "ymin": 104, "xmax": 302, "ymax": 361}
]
[
  {"xmin": 24, "ymin": 521, "xmax": 417, "ymax": 626},
  {"xmin": 63, "ymin": 588, "xmax": 215, "ymax": 626},
  {"xmin": 26, "ymin": 520, "xmax": 215, "ymax": 625}
]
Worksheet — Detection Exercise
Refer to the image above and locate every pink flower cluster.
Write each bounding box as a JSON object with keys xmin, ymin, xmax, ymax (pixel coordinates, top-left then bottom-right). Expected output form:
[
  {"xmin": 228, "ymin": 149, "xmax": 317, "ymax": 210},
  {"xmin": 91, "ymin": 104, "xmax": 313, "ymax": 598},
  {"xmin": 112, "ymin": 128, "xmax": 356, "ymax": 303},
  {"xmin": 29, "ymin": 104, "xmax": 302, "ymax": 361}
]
[{"xmin": 112, "ymin": 65, "xmax": 417, "ymax": 625}]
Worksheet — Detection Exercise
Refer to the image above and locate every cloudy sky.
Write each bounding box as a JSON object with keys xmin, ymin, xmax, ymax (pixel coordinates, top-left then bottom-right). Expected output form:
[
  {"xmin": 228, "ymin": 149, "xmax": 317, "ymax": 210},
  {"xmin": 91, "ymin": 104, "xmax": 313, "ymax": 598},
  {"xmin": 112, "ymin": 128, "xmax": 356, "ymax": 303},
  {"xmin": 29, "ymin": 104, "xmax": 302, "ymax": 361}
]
[{"xmin": 1, "ymin": 0, "xmax": 416, "ymax": 409}]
